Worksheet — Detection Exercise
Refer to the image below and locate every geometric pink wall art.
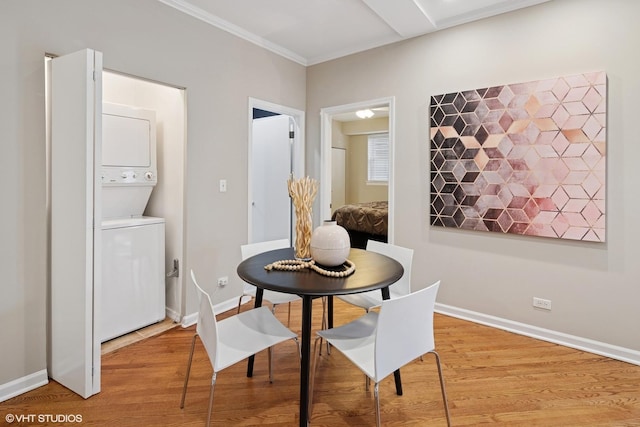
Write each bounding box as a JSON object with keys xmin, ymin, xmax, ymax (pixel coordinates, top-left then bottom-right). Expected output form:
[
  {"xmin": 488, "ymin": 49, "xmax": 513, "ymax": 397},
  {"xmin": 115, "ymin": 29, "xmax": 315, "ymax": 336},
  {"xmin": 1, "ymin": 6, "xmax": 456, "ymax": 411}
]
[{"xmin": 430, "ymin": 72, "xmax": 606, "ymax": 242}]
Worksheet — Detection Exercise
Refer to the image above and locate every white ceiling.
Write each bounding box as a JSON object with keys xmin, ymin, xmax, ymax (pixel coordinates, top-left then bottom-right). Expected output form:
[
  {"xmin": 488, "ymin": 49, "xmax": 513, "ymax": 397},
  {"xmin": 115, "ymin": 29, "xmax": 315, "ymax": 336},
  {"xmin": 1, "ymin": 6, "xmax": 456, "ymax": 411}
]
[{"xmin": 158, "ymin": 0, "xmax": 551, "ymax": 66}]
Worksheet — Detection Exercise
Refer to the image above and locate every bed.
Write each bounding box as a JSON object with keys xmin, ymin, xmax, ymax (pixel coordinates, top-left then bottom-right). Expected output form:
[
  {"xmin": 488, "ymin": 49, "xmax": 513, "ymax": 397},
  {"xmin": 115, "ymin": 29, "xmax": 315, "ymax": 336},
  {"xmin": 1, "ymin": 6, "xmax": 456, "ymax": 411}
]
[{"xmin": 331, "ymin": 201, "xmax": 388, "ymax": 249}]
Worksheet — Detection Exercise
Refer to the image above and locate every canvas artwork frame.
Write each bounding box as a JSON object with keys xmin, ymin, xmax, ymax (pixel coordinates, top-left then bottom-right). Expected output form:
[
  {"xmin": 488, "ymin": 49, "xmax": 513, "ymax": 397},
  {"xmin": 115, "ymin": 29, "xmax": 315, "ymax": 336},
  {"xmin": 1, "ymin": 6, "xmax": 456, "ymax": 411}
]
[{"xmin": 429, "ymin": 72, "xmax": 606, "ymax": 242}]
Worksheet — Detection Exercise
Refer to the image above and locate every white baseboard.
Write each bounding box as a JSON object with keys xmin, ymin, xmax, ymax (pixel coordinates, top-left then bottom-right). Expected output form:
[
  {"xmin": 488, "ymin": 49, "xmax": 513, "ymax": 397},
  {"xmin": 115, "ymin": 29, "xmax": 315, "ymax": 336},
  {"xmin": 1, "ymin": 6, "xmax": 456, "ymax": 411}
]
[
  {"xmin": 181, "ymin": 312, "xmax": 198, "ymax": 328},
  {"xmin": 435, "ymin": 303, "xmax": 640, "ymax": 366},
  {"xmin": 165, "ymin": 307, "xmax": 181, "ymax": 323},
  {"xmin": 181, "ymin": 296, "xmax": 252, "ymax": 328},
  {"xmin": 0, "ymin": 369, "xmax": 49, "ymax": 403}
]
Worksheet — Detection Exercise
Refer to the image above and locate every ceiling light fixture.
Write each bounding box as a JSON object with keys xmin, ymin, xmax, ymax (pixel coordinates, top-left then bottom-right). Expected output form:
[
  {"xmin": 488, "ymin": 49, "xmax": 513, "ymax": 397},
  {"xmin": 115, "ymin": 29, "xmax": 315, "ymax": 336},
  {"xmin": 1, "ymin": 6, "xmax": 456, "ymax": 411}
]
[{"xmin": 356, "ymin": 109, "xmax": 374, "ymax": 119}]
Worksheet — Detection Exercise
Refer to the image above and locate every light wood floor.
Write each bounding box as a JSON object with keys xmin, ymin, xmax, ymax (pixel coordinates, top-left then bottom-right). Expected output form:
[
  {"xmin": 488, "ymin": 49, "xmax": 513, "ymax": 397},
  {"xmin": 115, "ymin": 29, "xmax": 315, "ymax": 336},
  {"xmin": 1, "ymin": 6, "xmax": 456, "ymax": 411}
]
[
  {"xmin": 3, "ymin": 299, "xmax": 640, "ymax": 426},
  {"xmin": 101, "ymin": 317, "xmax": 179, "ymax": 355}
]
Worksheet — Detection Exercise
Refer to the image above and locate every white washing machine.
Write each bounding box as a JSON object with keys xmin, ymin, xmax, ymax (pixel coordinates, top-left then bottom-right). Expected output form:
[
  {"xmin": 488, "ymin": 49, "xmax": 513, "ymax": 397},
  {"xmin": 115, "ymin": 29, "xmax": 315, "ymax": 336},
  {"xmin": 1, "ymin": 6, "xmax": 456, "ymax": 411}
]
[
  {"xmin": 101, "ymin": 217, "xmax": 166, "ymax": 342},
  {"xmin": 100, "ymin": 102, "xmax": 166, "ymax": 342}
]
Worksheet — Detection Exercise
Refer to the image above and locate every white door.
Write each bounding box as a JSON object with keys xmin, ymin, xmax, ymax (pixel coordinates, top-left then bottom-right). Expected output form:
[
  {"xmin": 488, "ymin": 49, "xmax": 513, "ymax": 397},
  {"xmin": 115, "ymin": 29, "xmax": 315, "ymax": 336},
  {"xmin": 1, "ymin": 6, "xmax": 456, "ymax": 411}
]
[
  {"xmin": 50, "ymin": 48, "xmax": 102, "ymax": 398},
  {"xmin": 331, "ymin": 147, "xmax": 346, "ymax": 213},
  {"xmin": 251, "ymin": 115, "xmax": 292, "ymax": 243}
]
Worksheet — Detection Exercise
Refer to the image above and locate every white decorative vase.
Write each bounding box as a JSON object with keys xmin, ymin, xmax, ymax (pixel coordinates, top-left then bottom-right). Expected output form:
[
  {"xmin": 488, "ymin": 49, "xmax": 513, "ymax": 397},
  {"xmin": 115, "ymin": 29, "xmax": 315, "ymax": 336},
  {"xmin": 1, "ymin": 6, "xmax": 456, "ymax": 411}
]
[{"xmin": 310, "ymin": 220, "xmax": 350, "ymax": 266}]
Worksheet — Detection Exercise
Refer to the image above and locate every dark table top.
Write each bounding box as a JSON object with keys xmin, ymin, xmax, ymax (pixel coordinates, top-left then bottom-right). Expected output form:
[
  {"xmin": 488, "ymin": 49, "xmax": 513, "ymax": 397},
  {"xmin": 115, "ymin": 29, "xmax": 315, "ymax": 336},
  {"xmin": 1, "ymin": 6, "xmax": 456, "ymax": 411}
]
[{"xmin": 237, "ymin": 247, "xmax": 404, "ymax": 297}]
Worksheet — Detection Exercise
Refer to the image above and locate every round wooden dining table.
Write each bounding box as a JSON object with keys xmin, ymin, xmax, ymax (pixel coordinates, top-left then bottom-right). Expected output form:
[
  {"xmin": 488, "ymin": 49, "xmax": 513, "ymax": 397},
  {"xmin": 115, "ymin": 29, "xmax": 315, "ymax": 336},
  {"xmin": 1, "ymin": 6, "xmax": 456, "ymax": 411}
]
[{"xmin": 237, "ymin": 247, "xmax": 404, "ymax": 426}]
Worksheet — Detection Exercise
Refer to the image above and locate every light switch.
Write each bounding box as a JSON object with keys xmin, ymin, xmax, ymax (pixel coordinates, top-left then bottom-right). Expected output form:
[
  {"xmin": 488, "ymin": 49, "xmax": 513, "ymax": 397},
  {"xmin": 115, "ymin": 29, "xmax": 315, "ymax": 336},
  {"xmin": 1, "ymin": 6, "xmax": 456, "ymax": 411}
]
[{"xmin": 219, "ymin": 179, "xmax": 227, "ymax": 192}]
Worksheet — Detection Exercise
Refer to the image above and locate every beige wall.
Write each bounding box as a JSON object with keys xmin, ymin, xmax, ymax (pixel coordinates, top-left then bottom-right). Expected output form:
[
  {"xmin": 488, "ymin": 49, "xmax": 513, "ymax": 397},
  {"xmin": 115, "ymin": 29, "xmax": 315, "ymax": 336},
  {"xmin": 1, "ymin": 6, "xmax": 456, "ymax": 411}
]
[
  {"xmin": 346, "ymin": 134, "xmax": 388, "ymax": 204},
  {"xmin": 0, "ymin": 0, "xmax": 305, "ymax": 391},
  {"xmin": 331, "ymin": 119, "xmax": 347, "ymax": 149},
  {"xmin": 307, "ymin": 0, "xmax": 640, "ymax": 356},
  {"xmin": 331, "ymin": 117, "xmax": 389, "ymax": 204},
  {"xmin": 341, "ymin": 116, "xmax": 388, "ymax": 136}
]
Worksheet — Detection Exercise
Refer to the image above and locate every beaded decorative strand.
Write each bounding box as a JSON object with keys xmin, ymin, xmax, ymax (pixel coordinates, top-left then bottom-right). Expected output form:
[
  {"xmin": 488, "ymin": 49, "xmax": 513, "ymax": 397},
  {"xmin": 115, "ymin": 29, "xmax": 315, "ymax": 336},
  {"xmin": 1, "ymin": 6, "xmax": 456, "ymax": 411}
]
[
  {"xmin": 264, "ymin": 259, "xmax": 356, "ymax": 277},
  {"xmin": 264, "ymin": 259, "xmax": 311, "ymax": 272}
]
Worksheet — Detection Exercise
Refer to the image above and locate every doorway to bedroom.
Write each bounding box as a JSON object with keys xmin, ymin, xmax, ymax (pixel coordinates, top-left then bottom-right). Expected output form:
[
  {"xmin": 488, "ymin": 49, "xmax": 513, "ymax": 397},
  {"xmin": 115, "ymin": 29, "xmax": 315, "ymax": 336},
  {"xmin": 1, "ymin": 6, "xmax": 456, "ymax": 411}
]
[{"xmin": 320, "ymin": 97, "xmax": 394, "ymax": 247}]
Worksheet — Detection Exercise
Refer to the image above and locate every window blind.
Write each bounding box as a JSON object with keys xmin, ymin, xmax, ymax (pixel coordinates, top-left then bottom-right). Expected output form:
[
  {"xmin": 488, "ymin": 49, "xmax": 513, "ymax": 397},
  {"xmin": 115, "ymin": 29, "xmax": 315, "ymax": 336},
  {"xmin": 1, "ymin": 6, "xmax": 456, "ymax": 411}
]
[{"xmin": 368, "ymin": 133, "xmax": 389, "ymax": 182}]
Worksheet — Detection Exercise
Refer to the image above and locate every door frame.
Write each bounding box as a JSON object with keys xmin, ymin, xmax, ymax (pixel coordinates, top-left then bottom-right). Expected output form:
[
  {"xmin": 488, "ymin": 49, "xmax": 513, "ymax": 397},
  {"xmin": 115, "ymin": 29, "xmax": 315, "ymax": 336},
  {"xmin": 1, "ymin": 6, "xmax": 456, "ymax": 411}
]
[
  {"xmin": 48, "ymin": 49, "xmax": 188, "ymax": 398},
  {"xmin": 320, "ymin": 96, "xmax": 396, "ymax": 243},
  {"xmin": 101, "ymin": 70, "xmax": 188, "ymax": 325},
  {"xmin": 247, "ymin": 98, "xmax": 305, "ymax": 243}
]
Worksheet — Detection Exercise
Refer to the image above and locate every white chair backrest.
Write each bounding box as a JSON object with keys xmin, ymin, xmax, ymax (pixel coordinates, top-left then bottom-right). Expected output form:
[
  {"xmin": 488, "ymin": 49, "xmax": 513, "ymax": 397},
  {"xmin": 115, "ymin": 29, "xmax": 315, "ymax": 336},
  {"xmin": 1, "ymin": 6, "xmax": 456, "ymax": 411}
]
[
  {"xmin": 241, "ymin": 239, "xmax": 290, "ymax": 293},
  {"xmin": 191, "ymin": 270, "xmax": 221, "ymax": 370},
  {"xmin": 374, "ymin": 281, "xmax": 440, "ymax": 381},
  {"xmin": 241, "ymin": 238, "xmax": 290, "ymax": 260},
  {"xmin": 366, "ymin": 240, "xmax": 413, "ymax": 296}
]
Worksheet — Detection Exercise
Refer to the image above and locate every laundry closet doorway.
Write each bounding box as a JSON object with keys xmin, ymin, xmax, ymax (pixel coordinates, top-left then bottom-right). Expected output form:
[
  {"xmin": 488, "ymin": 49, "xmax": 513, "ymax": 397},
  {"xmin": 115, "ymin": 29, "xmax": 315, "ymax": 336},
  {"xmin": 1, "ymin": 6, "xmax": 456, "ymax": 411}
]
[
  {"xmin": 48, "ymin": 49, "xmax": 186, "ymax": 399},
  {"xmin": 101, "ymin": 71, "xmax": 186, "ymax": 326}
]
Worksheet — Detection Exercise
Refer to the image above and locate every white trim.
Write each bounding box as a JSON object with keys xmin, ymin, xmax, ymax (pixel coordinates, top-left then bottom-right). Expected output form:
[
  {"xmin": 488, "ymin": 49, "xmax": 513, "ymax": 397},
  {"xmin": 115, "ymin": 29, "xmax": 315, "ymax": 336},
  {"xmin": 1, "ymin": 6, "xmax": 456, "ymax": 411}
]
[
  {"xmin": 436, "ymin": 303, "xmax": 640, "ymax": 366},
  {"xmin": 320, "ymin": 97, "xmax": 396, "ymax": 242},
  {"xmin": 165, "ymin": 307, "xmax": 181, "ymax": 323},
  {"xmin": 156, "ymin": 0, "xmax": 307, "ymax": 66},
  {"xmin": 181, "ymin": 296, "xmax": 252, "ymax": 328},
  {"xmin": 181, "ymin": 312, "xmax": 198, "ymax": 328},
  {"xmin": 0, "ymin": 370, "xmax": 49, "ymax": 403}
]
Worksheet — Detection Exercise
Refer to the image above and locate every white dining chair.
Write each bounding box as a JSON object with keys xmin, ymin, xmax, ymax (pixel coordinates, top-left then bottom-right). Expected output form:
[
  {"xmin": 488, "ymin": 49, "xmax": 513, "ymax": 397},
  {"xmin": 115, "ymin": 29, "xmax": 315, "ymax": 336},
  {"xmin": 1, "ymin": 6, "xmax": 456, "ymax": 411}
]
[
  {"xmin": 311, "ymin": 281, "xmax": 451, "ymax": 427},
  {"xmin": 239, "ymin": 239, "xmax": 301, "ymax": 325},
  {"xmin": 337, "ymin": 240, "xmax": 413, "ymax": 312},
  {"xmin": 181, "ymin": 270, "xmax": 299, "ymax": 425}
]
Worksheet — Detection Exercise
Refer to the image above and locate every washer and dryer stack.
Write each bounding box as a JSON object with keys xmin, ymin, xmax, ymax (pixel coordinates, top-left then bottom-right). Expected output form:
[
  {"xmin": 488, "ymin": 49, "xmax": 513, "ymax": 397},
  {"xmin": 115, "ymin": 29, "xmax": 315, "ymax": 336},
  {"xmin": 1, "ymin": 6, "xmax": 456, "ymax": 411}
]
[{"xmin": 100, "ymin": 102, "xmax": 166, "ymax": 343}]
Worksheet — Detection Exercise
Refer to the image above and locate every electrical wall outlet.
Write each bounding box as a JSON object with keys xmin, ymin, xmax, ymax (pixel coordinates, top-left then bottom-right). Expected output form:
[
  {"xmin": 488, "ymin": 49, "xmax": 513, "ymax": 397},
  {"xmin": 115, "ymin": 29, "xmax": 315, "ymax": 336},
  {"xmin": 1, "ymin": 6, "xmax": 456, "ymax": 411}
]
[
  {"xmin": 533, "ymin": 297, "xmax": 552, "ymax": 310},
  {"xmin": 217, "ymin": 276, "xmax": 228, "ymax": 287}
]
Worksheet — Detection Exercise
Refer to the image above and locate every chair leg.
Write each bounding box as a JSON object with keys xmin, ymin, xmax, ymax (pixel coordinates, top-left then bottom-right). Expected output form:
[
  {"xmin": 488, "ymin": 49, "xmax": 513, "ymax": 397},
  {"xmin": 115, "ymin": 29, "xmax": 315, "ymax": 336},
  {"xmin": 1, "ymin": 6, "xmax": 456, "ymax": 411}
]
[
  {"xmin": 268, "ymin": 346, "xmax": 273, "ymax": 383},
  {"xmin": 319, "ymin": 299, "xmax": 325, "ymax": 355},
  {"xmin": 287, "ymin": 301, "xmax": 292, "ymax": 327},
  {"xmin": 180, "ymin": 334, "xmax": 197, "ymax": 409},
  {"xmin": 374, "ymin": 382, "xmax": 381, "ymax": 427},
  {"xmin": 206, "ymin": 372, "xmax": 217, "ymax": 426},
  {"xmin": 265, "ymin": 303, "xmax": 279, "ymax": 379},
  {"xmin": 431, "ymin": 351, "xmax": 452, "ymax": 427},
  {"xmin": 294, "ymin": 337, "xmax": 301, "ymax": 360},
  {"xmin": 308, "ymin": 336, "xmax": 323, "ymax": 418},
  {"xmin": 319, "ymin": 297, "xmax": 330, "ymax": 355},
  {"xmin": 236, "ymin": 295, "xmax": 247, "ymax": 314}
]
